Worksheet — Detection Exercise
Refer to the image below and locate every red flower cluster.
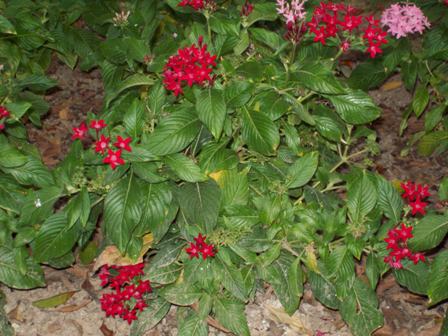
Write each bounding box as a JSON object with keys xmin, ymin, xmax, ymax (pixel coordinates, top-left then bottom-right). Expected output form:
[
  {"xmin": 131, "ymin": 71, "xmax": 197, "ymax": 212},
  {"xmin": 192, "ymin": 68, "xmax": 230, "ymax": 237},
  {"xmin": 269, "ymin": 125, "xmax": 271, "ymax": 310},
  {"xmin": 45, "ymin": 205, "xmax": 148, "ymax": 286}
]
[
  {"xmin": 99, "ymin": 263, "xmax": 151, "ymax": 324},
  {"xmin": 401, "ymin": 181, "xmax": 430, "ymax": 216},
  {"xmin": 241, "ymin": 0, "xmax": 254, "ymax": 17},
  {"xmin": 384, "ymin": 223, "xmax": 425, "ymax": 269},
  {"xmin": 71, "ymin": 119, "xmax": 133, "ymax": 169},
  {"xmin": 186, "ymin": 233, "xmax": 216, "ymax": 260},
  {"xmin": 163, "ymin": 37, "xmax": 217, "ymax": 96},
  {"xmin": 0, "ymin": 106, "xmax": 11, "ymax": 132},
  {"xmin": 307, "ymin": 2, "xmax": 388, "ymax": 58},
  {"xmin": 178, "ymin": 0, "xmax": 204, "ymax": 10}
]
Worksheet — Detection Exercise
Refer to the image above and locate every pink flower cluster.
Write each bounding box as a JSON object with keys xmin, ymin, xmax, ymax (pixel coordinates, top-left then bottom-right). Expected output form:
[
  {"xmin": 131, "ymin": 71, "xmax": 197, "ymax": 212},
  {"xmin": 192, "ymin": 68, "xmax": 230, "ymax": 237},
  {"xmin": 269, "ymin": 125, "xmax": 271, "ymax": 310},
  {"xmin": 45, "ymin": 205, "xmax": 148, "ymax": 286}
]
[
  {"xmin": 380, "ymin": 3, "xmax": 430, "ymax": 38},
  {"xmin": 186, "ymin": 233, "xmax": 216, "ymax": 260},
  {"xmin": 0, "ymin": 106, "xmax": 10, "ymax": 132},
  {"xmin": 276, "ymin": 0, "xmax": 307, "ymax": 25},
  {"xmin": 71, "ymin": 120, "xmax": 132, "ymax": 169},
  {"xmin": 384, "ymin": 224, "xmax": 425, "ymax": 269},
  {"xmin": 163, "ymin": 37, "xmax": 217, "ymax": 96},
  {"xmin": 307, "ymin": 2, "xmax": 388, "ymax": 58},
  {"xmin": 99, "ymin": 263, "xmax": 151, "ymax": 324},
  {"xmin": 401, "ymin": 181, "xmax": 430, "ymax": 216}
]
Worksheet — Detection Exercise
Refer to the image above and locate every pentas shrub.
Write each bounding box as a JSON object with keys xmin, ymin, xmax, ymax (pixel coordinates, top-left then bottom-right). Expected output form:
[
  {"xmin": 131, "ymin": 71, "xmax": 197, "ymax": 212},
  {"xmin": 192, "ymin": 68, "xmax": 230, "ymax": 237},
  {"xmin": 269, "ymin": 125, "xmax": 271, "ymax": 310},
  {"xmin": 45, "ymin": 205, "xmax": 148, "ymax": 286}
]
[{"xmin": 1, "ymin": 1, "xmax": 448, "ymax": 336}]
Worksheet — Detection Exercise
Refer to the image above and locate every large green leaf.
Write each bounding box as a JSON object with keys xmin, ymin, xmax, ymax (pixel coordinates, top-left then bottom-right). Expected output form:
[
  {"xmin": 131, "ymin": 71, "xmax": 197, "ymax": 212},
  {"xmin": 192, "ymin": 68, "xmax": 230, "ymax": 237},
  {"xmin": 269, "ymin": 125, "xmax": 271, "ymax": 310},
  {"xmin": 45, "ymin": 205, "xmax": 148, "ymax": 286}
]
[
  {"xmin": 195, "ymin": 88, "xmax": 227, "ymax": 139},
  {"xmin": 143, "ymin": 109, "xmax": 201, "ymax": 155},
  {"xmin": 417, "ymin": 131, "xmax": 448, "ymax": 156},
  {"xmin": 161, "ymin": 282, "xmax": 203, "ymax": 305},
  {"xmin": 393, "ymin": 260, "xmax": 429, "ymax": 295},
  {"xmin": 130, "ymin": 297, "xmax": 170, "ymax": 336},
  {"xmin": 428, "ymin": 251, "xmax": 448, "ymax": 306},
  {"xmin": 213, "ymin": 298, "xmax": 250, "ymax": 336},
  {"xmin": 214, "ymin": 169, "xmax": 249, "ymax": 207},
  {"xmin": 164, "ymin": 153, "xmax": 207, "ymax": 182},
  {"xmin": 198, "ymin": 141, "xmax": 238, "ymax": 174},
  {"xmin": 176, "ymin": 181, "xmax": 221, "ymax": 232},
  {"xmin": 216, "ymin": 255, "xmax": 248, "ymax": 301},
  {"xmin": 178, "ymin": 310, "xmax": 208, "ymax": 336},
  {"xmin": 0, "ymin": 247, "xmax": 44, "ymax": 289},
  {"xmin": 124, "ymin": 99, "xmax": 146, "ymax": 138},
  {"xmin": 0, "ymin": 143, "xmax": 27, "ymax": 168},
  {"xmin": 241, "ymin": 107, "xmax": 279, "ymax": 155},
  {"xmin": 340, "ymin": 278, "xmax": 384, "ymax": 336},
  {"xmin": 294, "ymin": 63, "xmax": 345, "ymax": 94},
  {"xmin": 105, "ymin": 74, "xmax": 154, "ymax": 107},
  {"xmin": 286, "ymin": 152, "xmax": 319, "ymax": 189},
  {"xmin": 377, "ymin": 177, "xmax": 403, "ymax": 224},
  {"xmin": 32, "ymin": 213, "xmax": 80, "ymax": 262},
  {"xmin": 325, "ymin": 90, "xmax": 381, "ymax": 124},
  {"xmin": 104, "ymin": 175, "xmax": 143, "ymax": 254},
  {"xmin": 347, "ymin": 173, "xmax": 377, "ymax": 226},
  {"xmin": 408, "ymin": 214, "xmax": 448, "ymax": 251},
  {"xmin": 3, "ymin": 156, "xmax": 54, "ymax": 187},
  {"xmin": 244, "ymin": 3, "xmax": 278, "ymax": 27},
  {"xmin": 264, "ymin": 253, "xmax": 303, "ymax": 314},
  {"xmin": 324, "ymin": 246, "xmax": 355, "ymax": 285},
  {"xmin": 0, "ymin": 15, "xmax": 16, "ymax": 34},
  {"xmin": 412, "ymin": 84, "xmax": 429, "ymax": 118}
]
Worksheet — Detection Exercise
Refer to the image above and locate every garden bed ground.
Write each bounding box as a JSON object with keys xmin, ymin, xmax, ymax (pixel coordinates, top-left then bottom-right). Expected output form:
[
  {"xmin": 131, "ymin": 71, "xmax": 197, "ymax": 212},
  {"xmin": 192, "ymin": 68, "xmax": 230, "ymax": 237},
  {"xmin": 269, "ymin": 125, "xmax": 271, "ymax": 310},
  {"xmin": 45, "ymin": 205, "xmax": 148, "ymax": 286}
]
[{"xmin": 3, "ymin": 59, "xmax": 447, "ymax": 336}]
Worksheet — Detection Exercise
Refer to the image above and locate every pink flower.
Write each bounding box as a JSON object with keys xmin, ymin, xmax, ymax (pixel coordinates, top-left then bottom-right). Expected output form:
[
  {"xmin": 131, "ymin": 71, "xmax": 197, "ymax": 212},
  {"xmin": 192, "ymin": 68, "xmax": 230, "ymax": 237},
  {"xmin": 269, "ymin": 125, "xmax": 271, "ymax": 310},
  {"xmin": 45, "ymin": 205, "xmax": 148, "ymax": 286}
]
[
  {"xmin": 276, "ymin": 0, "xmax": 307, "ymax": 24},
  {"xmin": 71, "ymin": 122, "xmax": 88, "ymax": 140},
  {"xmin": 380, "ymin": 3, "xmax": 430, "ymax": 38}
]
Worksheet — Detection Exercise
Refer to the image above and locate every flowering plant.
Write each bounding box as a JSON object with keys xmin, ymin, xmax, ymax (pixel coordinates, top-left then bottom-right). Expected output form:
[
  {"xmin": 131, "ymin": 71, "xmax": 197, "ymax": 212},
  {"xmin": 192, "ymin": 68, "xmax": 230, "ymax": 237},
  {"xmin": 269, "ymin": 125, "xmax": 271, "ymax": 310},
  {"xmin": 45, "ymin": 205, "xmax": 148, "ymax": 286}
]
[{"xmin": 0, "ymin": 1, "xmax": 448, "ymax": 335}]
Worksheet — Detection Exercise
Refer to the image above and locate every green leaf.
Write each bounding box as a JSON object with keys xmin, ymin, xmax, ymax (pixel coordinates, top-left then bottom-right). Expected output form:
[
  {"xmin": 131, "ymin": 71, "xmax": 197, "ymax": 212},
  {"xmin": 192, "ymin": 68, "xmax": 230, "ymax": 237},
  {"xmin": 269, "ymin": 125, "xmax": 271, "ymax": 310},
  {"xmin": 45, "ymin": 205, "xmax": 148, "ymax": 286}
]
[
  {"xmin": 0, "ymin": 15, "xmax": 16, "ymax": 34},
  {"xmin": 234, "ymin": 29, "xmax": 249, "ymax": 55},
  {"xmin": 4, "ymin": 156, "xmax": 54, "ymax": 187},
  {"xmin": 198, "ymin": 141, "xmax": 238, "ymax": 174},
  {"xmin": 250, "ymin": 28, "xmax": 282, "ymax": 50},
  {"xmin": 16, "ymin": 75, "xmax": 57, "ymax": 92},
  {"xmin": 286, "ymin": 152, "xmax": 319, "ymax": 189},
  {"xmin": 377, "ymin": 177, "xmax": 403, "ymax": 224},
  {"xmin": 255, "ymin": 90, "xmax": 289, "ymax": 121},
  {"xmin": 245, "ymin": 3, "xmax": 277, "ymax": 27},
  {"xmin": 176, "ymin": 181, "xmax": 221, "ymax": 232},
  {"xmin": 324, "ymin": 246, "xmax": 355, "ymax": 285},
  {"xmin": 161, "ymin": 282, "xmax": 203, "ymax": 305},
  {"xmin": 348, "ymin": 61, "xmax": 388, "ymax": 90},
  {"xmin": 308, "ymin": 271, "xmax": 339, "ymax": 310},
  {"xmin": 325, "ymin": 90, "xmax": 381, "ymax": 124},
  {"xmin": 428, "ymin": 251, "xmax": 448, "ymax": 306},
  {"xmin": 439, "ymin": 177, "xmax": 448, "ymax": 201},
  {"xmin": 314, "ymin": 116, "xmax": 343, "ymax": 142},
  {"xmin": 124, "ymin": 99, "xmax": 145, "ymax": 138},
  {"xmin": 366, "ymin": 253, "xmax": 380, "ymax": 289},
  {"xmin": 143, "ymin": 109, "xmax": 201, "ymax": 155},
  {"xmin": 105, "ymin": 74, "xmax": 154, "ymax": 107},
  {"xmin": 424, "ymin": 105, "xmax": 445, "ymax": 131},
  {"xmin": 0, "ymin": 142, "xmax": 27, "ymax": 168},
  {"xmin": 340, "ymin": 278, "xmax": 383, "ymax": 336},
  {"xmin": 224, "ymin": 81, "xmax": 252, "ymax": 108},
  {"xmin": 178, "ymin": 310, "xmax": 208, "ymax": 336},
  {"xmin": 0, "ymin": 247, "xmax": 44, "ymax": 289},
  {"xmin": 32, "ymin": 291, "xmax": 77, "ymax": 308},
  {"xmin": 213, "ymin": 298, "xmax": 250, "ymax": 336},
  {"xmin": 417, "ymin": 131, "xmax": 448, "ymax": 156},
  {"xmin": 214, "ymin": 169, "xmax": 249, "ymax": 207},
  {"xmin": 393, "ymin": 260, "xmax": 429, "ymax": 295},
  {"xmin": 130, "ymin": 297, "xmax": 170, "ymax": 336},
  {"xmin": 149, "ymin": 81, "xmax": 166, "ymax": 115},
  {"xmin": 408, "ymin": 214, "xmax": 448, "ymax": 251},
  {"xmin": 148, "ymin": 262, "xmax": 181, "ymax": 284},
  {"xmin": 66, "ymin": 187, "xmax": 90, "ymax": 228},
  {"xmin": 104, "ymin": 175, "xmax": 143, "ymax": 254},
  {"xmin": 217, "ymin": 255, "xmax": 248, "ymax": 301},
  {"xmin": 347, "ymin": 173, "xmax": 377, "ymax": 226},
  {"xmin": 241, "ymin": 107, "xmax": 279, "ymax": 155},
  {"xmin": 196, "ymin": 88, "xmax": 227, "ymax": 139},
  {"xmin": 164, "ymin": 153, "xmax": 207, "ymax": 182},
  {"xmin": 32, "ymin": 213, "xmax": 80, "ymax": 262},
  {"xmin": 294, "ymin": 63, "xmax": 345, "ymax": 94},
  {"xmin": 413, "ymin": 84, "xmax": 429, "ymax": 117},
  {"xmin": 5, "ymin": 102, "xmax": 32, "ymax": 119},
  {"xmin": 264, "ymin": 253, "xmax": 302, "ymax": 314}
]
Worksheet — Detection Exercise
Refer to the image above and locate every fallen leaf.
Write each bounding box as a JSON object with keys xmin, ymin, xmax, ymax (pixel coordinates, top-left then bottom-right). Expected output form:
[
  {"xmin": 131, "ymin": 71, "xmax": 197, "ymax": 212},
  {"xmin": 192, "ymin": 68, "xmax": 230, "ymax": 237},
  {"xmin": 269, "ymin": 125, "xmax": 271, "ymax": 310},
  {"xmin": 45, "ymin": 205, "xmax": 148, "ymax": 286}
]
[
  {"xmin": 68, "ymin": 319, "xmax": 83, "ymax": 336},
  {"xmin": 266, "ymin": 305, "xmax": 313, "ymax": 336},
  {"xmin": 81, "ymin": 278, "xmax": 99, "ymax": 301},
  {"xmin": 381, "ymin": 80, "xmax": 403, "ymax": 91},
  {"xmin": 100, "ymin": 322, "xmax": 114, "ymax": 336},
  {"xmin": 58, "ymin": 105, "xmax": 71, "ymax": 120},
  {"xmin": 32, "ymin": 291, "xmax": 78, "ymax": 309},
  {"xmin": 55, "ymin": 299, "xmax": 92, "ymax": 312},
  {"xmin": 93, "ymin": 233, "xmax": 153, "ymax": 271},
  {"xmin": 7, "ymin": 303, "xmax": 24, "ymax": 322}
]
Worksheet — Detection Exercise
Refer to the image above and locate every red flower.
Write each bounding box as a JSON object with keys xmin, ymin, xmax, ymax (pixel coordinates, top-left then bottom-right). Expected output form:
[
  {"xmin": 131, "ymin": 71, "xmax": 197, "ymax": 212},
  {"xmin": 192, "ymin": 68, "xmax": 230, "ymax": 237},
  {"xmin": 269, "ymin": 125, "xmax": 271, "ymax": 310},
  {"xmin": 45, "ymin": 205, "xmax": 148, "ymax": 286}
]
[
  {"xmin": 122, "ymin": 309, "xmax": 138, "ymax": 324},
  {"xmin": 409, "ymin": 197, "xmax": 428, "ymax": 216},
  {"xmin": 383, "ymin": 224, "xmax": 424, "ymax": 269},
  {"xmin": 366, "ymin": 42, "xmax": 382, "ymax": 58},
  {"xmin": 71, "ymin": 122, "xmax": 88, "ymax": 140},
  {"xmin": 103, "ymin": 149, "xmax": 125, "ymax": 169},
  {"xmin": 201, "ymin": 243, "xmax": 215, "ymax": 259},
  {"xmin": 178, "ymin": 0, "xmax": 204, "ymax": 10},
  {"xmin": 90, "ymin": 119, "xmax": 107, "ymax": 131},
  {"xmin": 114, "ymin": 135, "xmax": 132, "ymax": 152},
  {"xmin": 186, "ymin": 242, "xmax": 200, "ymax": 259},
  {"xmin": 0, "ymin": 124, "xmax": 4, "ymax": 132},
  {"xmin": 95, "ymin": 134, "xmax": 110, "ymax": 154},
  {"xmin": 163, "ymin": 38, "xmax": 217, "ymax": 96},
  {"xmin": 194, "ymin": 233, "xmax": 207, "ymax": 248},
  {"xmin": 241, "ymin": 0, "xmax": 254, "ymax": 16},
  {"xmin": 0, "ymin": 106, "xmax": 10, "ymax": 118},
  {"xmin": 410, "ymin": 253, "xmax": 425, "ymax": 264}
]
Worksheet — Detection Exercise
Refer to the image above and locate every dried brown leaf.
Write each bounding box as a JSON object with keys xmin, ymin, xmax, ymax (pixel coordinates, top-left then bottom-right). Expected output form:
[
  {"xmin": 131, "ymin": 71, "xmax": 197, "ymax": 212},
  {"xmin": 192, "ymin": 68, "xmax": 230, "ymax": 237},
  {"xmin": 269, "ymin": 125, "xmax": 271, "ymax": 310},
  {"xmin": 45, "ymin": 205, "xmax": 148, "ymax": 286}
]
[{"xmin": 100, "ymin": 322, "xmax": 114, "ymax": 336}]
